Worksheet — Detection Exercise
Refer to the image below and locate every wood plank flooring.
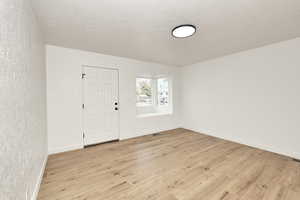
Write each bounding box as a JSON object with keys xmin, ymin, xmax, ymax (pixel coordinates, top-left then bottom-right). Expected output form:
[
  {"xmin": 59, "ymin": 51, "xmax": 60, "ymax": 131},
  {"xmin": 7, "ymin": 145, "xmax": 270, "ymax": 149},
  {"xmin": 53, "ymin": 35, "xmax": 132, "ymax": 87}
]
[{"xmin": 38, "ymin": 129, "xmax": 300, "ymax": 200}]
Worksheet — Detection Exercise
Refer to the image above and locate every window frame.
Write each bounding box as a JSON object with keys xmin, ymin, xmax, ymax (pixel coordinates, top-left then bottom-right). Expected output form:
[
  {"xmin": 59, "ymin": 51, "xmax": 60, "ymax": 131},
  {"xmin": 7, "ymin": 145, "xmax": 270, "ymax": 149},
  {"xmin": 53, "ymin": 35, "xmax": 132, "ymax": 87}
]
[
  {"xmin": 136, "ymin": 76, "xmax": 170, "ymax": 108},
  {"xmin": 136, "ymin": 77, "xmax": 155, "ymax": 107},
  {"xmin": 157, "ymin": 77, "xmax": 170, "ymax": 107}
]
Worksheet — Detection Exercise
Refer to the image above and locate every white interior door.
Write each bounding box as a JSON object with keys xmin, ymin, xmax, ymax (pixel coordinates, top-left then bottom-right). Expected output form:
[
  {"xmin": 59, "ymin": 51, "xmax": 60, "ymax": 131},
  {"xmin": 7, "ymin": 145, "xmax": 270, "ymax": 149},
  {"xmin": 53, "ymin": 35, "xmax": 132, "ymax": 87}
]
[{"xmin": 82, "ymin": 66, "xmax": 119, "ymax": 146}]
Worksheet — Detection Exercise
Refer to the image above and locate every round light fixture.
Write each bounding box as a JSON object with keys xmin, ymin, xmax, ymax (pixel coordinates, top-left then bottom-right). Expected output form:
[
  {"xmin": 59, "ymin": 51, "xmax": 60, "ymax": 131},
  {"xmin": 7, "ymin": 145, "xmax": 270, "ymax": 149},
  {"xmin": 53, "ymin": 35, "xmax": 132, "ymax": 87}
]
[{"xmin": 172, "ymin": 24, "xmax": 196, "ymax": 38}]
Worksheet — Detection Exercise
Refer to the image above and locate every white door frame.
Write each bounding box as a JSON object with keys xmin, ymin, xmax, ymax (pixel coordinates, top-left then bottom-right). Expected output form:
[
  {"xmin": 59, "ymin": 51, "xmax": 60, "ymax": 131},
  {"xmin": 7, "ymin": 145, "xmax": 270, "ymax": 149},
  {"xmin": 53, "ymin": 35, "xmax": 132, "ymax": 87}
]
[{"xmin": 81, "ymin": 65, "xmax": 120, "ymax": 146}]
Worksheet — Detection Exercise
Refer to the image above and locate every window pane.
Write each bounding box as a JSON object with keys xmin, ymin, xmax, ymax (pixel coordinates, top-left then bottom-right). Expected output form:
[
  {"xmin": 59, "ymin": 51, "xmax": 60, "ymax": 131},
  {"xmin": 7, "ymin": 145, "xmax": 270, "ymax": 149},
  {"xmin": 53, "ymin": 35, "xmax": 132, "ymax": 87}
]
[
  {"xmin": 157, "ymin": 78, "xmax": 169, "ymax": 106},
  {"xmin": 136, "ymin": 78, "xmax": 153, "ymax": 106}
]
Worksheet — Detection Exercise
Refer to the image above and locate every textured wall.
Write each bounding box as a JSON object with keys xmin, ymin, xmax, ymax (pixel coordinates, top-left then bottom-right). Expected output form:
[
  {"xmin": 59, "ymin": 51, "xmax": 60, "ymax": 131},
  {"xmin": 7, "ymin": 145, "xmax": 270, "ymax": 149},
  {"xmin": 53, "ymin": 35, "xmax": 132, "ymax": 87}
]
[{"xmin": 0, "ymin": 0, "xmax": 47, "ymax": 199}]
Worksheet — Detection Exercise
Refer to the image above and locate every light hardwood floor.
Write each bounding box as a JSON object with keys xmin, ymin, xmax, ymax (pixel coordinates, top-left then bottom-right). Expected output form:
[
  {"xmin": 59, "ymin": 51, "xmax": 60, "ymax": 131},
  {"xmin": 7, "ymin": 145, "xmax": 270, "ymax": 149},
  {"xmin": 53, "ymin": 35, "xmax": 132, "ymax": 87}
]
[{"xmin": 38, "ymin": 129, "xmax": 300, "ymax": 200}]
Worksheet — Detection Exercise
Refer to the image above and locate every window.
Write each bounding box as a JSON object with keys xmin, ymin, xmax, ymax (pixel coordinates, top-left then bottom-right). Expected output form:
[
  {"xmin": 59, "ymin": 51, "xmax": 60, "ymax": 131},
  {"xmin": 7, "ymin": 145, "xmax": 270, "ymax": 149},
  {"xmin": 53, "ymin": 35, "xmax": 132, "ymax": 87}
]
[
  {"xmin": 136, "ymin": 77, "xmax": 171, "ymax": 117},
  {"xmin": 157, "ymin": 78, "xmax": 169, "ymax": 106},
  {"xmin": 136, "ymin": 78, "xmax": 153, "ymax": 106}
]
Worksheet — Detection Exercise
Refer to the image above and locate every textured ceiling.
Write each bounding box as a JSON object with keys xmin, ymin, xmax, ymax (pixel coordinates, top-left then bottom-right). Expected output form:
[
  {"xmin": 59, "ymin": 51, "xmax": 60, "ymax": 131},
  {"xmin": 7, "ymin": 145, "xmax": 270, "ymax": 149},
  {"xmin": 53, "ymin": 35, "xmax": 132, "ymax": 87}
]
[{"xmin": 31, "ymin": 0, "xmax": 300, "ymax": 66}]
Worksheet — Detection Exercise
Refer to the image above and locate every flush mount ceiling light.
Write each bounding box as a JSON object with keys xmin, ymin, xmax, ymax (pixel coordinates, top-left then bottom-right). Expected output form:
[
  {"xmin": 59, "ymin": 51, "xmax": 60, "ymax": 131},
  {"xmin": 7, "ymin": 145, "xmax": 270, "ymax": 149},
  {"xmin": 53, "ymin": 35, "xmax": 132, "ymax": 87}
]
[{"xmin": 172, "ymin": 24, "xmax": 196, "ymax": 38}]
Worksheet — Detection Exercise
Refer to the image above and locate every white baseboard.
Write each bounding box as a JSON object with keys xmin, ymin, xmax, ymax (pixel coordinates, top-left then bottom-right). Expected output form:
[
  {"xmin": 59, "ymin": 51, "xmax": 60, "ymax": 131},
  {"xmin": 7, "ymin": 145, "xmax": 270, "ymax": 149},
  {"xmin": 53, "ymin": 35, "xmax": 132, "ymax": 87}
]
[
  {"xmin": 48, "ymin": 144, "xmax": 83, "ymax": 155},
  {"xmin": 31, "ymin": 155, "xmax": 48, "ymax": 200},
  {"xmin": 119, "ymin": 127, "xmax": 182, "ymax": 140},
  {"xmin": 184, "ymin": 127, "xmax": 300, "ymax": 160}
]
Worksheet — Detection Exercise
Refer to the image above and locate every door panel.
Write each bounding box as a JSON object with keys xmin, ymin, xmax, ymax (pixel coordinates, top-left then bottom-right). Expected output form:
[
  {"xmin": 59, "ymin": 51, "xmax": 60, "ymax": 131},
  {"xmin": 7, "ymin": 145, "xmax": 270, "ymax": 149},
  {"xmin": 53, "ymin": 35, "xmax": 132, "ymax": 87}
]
[{"xmin": 83, "ymin": 66, "xmax": 119, "ymax": 146}]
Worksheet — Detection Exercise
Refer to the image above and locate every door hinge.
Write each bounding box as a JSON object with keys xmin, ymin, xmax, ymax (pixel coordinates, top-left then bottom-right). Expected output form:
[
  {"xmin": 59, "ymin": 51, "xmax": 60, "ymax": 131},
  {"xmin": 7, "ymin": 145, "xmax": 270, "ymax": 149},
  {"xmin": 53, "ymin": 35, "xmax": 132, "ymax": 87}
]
[
  {"xmin": 82, "ymin": 73, "xmax": 86, "ymax": 79},
  {"xmin": 82, "ymin": 104, "xmax": 85, "ymax": 109},
  {"xmin": 83, "ymin": 133, "xmax": 85, "ymax": 139}
]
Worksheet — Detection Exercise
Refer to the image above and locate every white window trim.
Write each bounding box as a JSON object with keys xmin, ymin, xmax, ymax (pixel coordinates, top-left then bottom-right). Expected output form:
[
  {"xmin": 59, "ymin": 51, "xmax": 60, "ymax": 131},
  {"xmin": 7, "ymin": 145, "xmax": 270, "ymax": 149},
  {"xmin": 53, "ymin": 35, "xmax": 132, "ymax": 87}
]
[
  {"xmin": 136, "ymin": 76, "xmax": 172, "ymax": 117},
  {"xmin": 136, "ymin": 77, "xmax": 154, "ymax": 107},
  {"xmin": 157, "ymin": 77, "xmax": 170, "ymax": 108}
]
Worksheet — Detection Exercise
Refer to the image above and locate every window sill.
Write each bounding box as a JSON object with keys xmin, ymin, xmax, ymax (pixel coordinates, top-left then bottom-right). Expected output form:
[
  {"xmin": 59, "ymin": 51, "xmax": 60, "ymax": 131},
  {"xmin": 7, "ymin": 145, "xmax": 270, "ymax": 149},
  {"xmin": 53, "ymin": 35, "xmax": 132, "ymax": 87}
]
[
  {"xmin": 136, "ymin": 112, "xmax": 172, "ymax": 118},
  {"xmin": 136, "ymin": 104, "xmax": 154, "ymax": 107}
]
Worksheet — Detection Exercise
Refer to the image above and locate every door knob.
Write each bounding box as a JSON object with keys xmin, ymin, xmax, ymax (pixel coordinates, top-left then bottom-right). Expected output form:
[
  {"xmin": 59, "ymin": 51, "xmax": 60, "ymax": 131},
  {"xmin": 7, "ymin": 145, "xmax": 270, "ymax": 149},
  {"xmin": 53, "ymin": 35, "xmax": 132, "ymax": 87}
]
[{"xmin": 115, "ymin": 107, "xmax": 118, "ymax": 111}]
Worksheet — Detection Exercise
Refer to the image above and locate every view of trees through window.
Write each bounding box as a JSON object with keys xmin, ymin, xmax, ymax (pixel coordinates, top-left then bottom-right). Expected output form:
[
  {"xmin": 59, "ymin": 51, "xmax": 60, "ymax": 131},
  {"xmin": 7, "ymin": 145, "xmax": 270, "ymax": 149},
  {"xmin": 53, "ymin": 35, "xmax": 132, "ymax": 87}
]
[
  {"xmin": 136, "ymin": 77, "xmax": 169, "ymax": 107},
  {"xmin": 136, "ymin": 78, "xmax": 153, "ymax": 106},
  {"xmin": 157, "ymin": 78, "xmax": 169, "ymax": 106}
]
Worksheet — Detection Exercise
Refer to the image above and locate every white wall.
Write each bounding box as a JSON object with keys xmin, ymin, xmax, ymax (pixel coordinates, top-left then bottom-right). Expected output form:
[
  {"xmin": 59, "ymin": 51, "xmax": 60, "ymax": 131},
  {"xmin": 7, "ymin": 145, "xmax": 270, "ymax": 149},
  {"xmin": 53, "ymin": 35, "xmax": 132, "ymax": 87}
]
[
  {"xmin": 0, "ymin": 0, "xmax": 47, "ymax": 200},
  {"xmin": 46, "ymin": 45, "xmax": 181, "ymax": 154},
  {"xmin": 181, "ymin": 38, "xmax": 300, "ymax": 159}
]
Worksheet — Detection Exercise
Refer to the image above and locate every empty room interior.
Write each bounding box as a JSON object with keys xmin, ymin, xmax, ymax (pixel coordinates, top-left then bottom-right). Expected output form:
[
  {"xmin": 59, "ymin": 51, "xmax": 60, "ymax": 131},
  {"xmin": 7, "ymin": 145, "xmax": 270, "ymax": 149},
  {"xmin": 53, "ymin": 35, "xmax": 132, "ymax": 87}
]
[{"xmin": 1, "ymin": 0, "xmax": 300, "ymax": 199}]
